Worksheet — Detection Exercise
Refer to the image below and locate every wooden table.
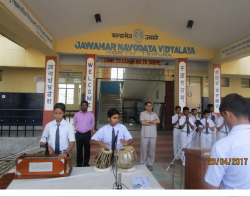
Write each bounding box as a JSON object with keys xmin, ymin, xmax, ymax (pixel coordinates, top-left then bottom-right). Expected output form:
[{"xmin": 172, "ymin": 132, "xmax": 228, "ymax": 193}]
[{"xmin": 7, "ymin": 165, "xmax": 164, "ymax": 189}]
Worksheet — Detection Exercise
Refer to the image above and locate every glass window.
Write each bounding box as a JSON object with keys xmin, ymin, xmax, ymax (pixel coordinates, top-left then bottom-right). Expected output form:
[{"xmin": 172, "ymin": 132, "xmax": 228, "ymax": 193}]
[
  {"xmin": 221, "ymin": 78, "xmax": 229, "ymax": 87},
  {"xmin": 58, "ymin": 88, "xmax": 66, "ymax": 103},
  {"xmin": 58, "ymin": 84, "xmax": 75, "ymax": 104},
  {"xmin": 241, "ymin": 78, "xmax": 250, "ymax": 88},
  {"xmin": 78, "ymin": 85, "xmax": 82, "ymax": 105},
  {"xmin": 59, "ymin": 72, "xmax": 82, "ymax": 84},
  {"xmin": 190, "ymin": 77, "xmax": 201, "ymax": 86},
  {"xmin": 187, "ymin": 77, "xmax": 201, "ymax": 86},
  {"xmin": 187, "ymin": 77, "xmax": 190, "ymax": 86},
  {"xmin": 111, "ymin": 68, "xmax": 125, "ymax": 80}
]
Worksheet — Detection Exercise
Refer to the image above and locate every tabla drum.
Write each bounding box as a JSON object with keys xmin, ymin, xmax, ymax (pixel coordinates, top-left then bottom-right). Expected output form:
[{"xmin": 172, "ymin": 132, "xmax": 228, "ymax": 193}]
[
  {"xmin": 115, "ymin": 146, "xmax": 137, "ymax": 173},
  {"xmin": 93, "ymin": 147, "xmax": 113, "ymax": 173}
]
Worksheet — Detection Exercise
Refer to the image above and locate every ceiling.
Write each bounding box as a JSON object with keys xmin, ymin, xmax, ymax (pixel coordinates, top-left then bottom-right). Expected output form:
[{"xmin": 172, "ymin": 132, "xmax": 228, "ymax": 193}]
[{"xmin": 23, "ymin": 0, "xmax": 250, "ymax": 50}]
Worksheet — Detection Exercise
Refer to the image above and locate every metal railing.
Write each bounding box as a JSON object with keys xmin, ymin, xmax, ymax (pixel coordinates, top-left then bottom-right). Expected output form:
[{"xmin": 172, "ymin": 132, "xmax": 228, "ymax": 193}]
[
  {"xmin": 0, "ymin": 109, "xmax": 43, "ymax": 137},
  {"xmin": 122, "ymin": 107, "xmax": 144, "ymax": 124},
  {"xmin": 0, "ymin": 109, "xmax": 79, "ymax": 137}
]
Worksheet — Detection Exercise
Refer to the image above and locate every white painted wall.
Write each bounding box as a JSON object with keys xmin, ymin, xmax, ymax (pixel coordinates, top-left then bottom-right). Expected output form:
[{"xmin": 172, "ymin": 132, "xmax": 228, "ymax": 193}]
[
  {"xmin": 143, "ymin": 81, "xmax": 165, "ymax": 104},
  {"xmin": 123, "ymin": 80, "xmax": 149, "ymax": 100},
  {"xmin": 59, "ymin": 54, "xmax": 86, "ymax": 65}
]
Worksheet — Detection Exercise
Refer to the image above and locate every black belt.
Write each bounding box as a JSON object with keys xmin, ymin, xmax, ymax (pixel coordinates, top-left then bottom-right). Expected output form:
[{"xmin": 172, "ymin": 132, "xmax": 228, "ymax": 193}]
[{"xmin": 76, "ymin": 130, "xmax": 91, "ymax": 134}]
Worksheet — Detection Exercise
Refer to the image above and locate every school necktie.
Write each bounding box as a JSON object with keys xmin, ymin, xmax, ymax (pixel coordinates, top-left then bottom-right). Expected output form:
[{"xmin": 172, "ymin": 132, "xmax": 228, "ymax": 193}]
[
  {"xmin": 112, "ymin": 127, "xmax": 115, "ymax": 151},
  {"xmin": 206, "ymin": 120, "xmax": 209, "ymax": 134},
  {"xmin": 225, "ymin": 124, "xmax": 228, "ymax": 136},
  {"xmin": 187, "ymin": 121, "xmax": 190, "ymax": 136},
  {"xmin": 55, "ymin": 124, "xmax": 60, "ymax": 154}
]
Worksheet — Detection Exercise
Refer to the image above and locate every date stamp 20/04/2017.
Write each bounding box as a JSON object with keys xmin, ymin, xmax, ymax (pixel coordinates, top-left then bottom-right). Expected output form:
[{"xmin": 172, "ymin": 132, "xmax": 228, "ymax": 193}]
[{"xmin": 208, "ymin": 158, "xmax": 248, "ymax": 165}]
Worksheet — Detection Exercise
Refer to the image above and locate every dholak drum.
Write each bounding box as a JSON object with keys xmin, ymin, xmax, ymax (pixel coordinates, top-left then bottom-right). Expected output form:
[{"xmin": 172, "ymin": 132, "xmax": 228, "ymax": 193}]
[
  {"xmin": 115, "ymin": 146, "xmax": 137, "ymax": 173},
  {"xmin": 93, "ymin": 147, "xmax": 113, "ymax": 173}
]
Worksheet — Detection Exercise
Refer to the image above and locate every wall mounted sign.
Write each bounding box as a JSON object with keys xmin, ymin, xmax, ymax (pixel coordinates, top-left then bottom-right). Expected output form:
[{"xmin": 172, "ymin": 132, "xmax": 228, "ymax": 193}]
[
  {"xmin": 75, "ymin": 27, "xmax": 195, "ymax": 58},
  {"xmin": 34, "ymin": 76, "xmax": 45, "ymax": 82},
  {"xmin": 75, "ymin": 41, "xmax": 195, "ymax": 58},
  {"xmin": 1, "ymin": 0, "xmax": 53, "ymax": 49},
  {"xmin": 101, "ymin": 58, "xmax": 162, "ymax": 66},
  {"xmin": 221, "ymin": 35, "xmax": 250, "ymax": 58},
  {"xmin": 112, "ymin": 29, "xmax": 159, "ymax": 42}
]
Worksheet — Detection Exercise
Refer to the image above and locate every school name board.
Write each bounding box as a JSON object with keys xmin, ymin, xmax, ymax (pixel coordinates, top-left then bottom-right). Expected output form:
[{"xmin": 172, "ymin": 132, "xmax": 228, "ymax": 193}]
[
  {"xmin": 221, "ymin": 35, "xmax": 250, "ymax": 58},
  {"xmin": 75, "ymin": 42, "xmax": 196, "ymax": 57},
  {"xmin": 102, "ymin": 58, "xmax": 162, "ymax": 66}
]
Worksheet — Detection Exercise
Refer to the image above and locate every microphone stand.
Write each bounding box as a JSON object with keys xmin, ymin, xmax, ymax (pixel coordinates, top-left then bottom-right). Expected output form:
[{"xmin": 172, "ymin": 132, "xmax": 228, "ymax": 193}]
[
  {"xmin": 114, "ymin": 131, "xmax": 122, "ymax": 190},
  {"xmin": 166, "ymin": 126, "xmax": 199, "ymax": 189}
]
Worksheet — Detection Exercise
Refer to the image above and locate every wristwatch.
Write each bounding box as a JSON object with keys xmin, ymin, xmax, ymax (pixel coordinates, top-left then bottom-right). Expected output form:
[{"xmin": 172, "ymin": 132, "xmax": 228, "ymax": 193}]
[{"xmin": 63, "ymin": 151, "xmax": 69, "ymax": 156}]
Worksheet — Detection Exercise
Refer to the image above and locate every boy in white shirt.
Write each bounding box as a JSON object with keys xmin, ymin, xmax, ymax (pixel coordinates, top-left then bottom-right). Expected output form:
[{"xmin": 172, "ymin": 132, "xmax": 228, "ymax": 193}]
[
  {"xmin": 190, "ymin": 108, "xmax": 200, "ymax": 148},
  {"xmin": 171, "ymin": 106, "xmax": 182, "ymax": 159},
  {"xmin": 90, "ymin": 108, "xmax": 133, "ymax": 155},
  {"xmin": 179, "ymin": 107, "xmax": 194, "ymax": 166},
  {"xmin": 199, "ymin": 109, "xmax": 215, "ymax": 148},
  {"xmin": 207, "ymin": 104, "xmax": 217, "ymax": 146},
  {"xmin": 217, "ymin": 116, "xmax": 229, "ymax": 141}
]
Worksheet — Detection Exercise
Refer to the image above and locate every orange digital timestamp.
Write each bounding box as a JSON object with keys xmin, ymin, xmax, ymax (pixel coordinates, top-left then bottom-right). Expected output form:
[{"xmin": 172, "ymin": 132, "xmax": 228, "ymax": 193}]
[{"xmin": 208, "ymin": 158, "xmax": 248, "ymax": 165}]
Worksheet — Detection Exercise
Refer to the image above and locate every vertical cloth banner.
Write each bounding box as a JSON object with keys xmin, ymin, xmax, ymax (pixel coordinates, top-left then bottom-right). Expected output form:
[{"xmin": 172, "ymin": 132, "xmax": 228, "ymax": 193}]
[
  {"xmin": 178, "ymin": 58, "xmax": 187, "ymax": 110},
  {"xmin": 85, "ymin": 55, "xmax": 96, "ymax": 112},
  {"xmin": 213, "ymin": 64, "xmax": 221, "ymax": 137},
  {"xmin": 85, "ymin": 54, "xmax": 96, "ymax": 136},
  {"xmin": 43, "ymin": 57, "xmax": 57, "ymax": 130},
  {"xmin": 213, "ymin": 64, "xmax": 221, "ymax": 114}
]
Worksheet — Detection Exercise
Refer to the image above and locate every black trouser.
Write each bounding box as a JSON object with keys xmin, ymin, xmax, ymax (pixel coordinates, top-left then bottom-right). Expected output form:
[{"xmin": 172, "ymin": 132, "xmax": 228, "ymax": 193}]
[{"xmin": 75, "ymin": 130, "xmax": 91, "ymax": 166}]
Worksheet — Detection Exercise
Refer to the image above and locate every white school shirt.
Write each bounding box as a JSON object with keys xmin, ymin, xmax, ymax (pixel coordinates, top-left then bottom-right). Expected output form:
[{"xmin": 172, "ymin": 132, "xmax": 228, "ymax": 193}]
[
  {"xmin": 91, "ymin": 123, "xmax": 132, "ymax": 149},
  {"xmin": 216, "ymin": 116, "xmax": 229, "ymax": 133},
  {"xmin": 205, "ymin": 124, "xmax": 250, "ymax": 189},
  {"xmin": 199, "ymin": 118, "xmax": 215, "ymax": 134},
  {"xmin": 190, "ymin": 115, "xmax": 200, "ymax": 130},
  {"xmin": 41, "ymin": 119, "xmax": 75, "ymax": 151},
  {"xmin": 209, "ymin": 112, "xmax": 217, "ymax": 123},
  {"xmin": 172, "ymin": 114, "xmax": 182, "ymax": 129},
  {"xmin": 179, "ymin": 116, "xmax": 194, "ymax": 132}
]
